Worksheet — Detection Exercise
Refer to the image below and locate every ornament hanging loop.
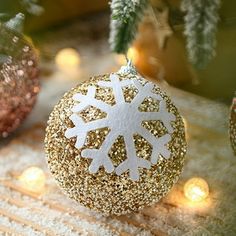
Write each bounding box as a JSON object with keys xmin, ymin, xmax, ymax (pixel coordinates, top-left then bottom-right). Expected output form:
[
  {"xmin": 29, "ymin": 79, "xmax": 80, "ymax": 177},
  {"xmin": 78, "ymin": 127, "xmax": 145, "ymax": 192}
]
[{"xmin": 125, "ymin": 54, "xmax": 129, "ymax": 63}]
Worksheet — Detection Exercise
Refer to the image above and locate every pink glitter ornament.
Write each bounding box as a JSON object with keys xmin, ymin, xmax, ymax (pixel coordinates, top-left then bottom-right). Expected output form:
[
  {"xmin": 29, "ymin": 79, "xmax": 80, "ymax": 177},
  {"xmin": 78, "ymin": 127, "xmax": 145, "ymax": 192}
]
[{"xmin": 0, "ymin": 23, "xmax": 40, "ymax": 138}]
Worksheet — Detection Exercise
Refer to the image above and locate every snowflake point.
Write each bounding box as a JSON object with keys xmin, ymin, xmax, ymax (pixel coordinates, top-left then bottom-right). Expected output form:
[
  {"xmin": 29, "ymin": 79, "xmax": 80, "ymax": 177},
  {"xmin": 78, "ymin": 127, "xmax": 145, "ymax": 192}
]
[
  {"xmin": 73, "ymin": 93, "xmax": 82, "ymax": 100},
  {"xmin": 82, "ymin": 149, "xmax": 115, "ymax": 173},
  {"xmin": 64, "ymin": 129, "xmax": 72, "ymax": 139}
]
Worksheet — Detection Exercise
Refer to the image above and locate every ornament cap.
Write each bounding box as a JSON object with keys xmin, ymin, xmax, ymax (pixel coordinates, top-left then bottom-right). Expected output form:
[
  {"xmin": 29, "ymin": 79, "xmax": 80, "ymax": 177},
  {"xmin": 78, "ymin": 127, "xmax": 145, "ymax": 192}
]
[
  {"xmin": 118, "ymin": 59, "xmax": 137, "ymax": 75},
  {"xmin": 4, "ymin": 13, "xmax": 25, "ymax": 33}
]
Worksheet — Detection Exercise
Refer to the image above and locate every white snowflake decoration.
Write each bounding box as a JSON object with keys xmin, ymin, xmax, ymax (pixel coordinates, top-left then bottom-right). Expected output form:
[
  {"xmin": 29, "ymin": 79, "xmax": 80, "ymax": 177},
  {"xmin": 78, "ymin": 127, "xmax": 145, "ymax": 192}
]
[{"xmin": 65, "ymin": 73, "xmax": 176, "ymax": 181}]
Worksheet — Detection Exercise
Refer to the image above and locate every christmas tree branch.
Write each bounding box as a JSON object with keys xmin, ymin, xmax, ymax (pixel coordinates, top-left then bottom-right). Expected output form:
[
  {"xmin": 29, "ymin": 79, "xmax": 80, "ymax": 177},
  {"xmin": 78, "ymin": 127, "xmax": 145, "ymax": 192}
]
[
  {"xmin": 181, "ymin": 0, "xmax": 221, "ymax": 69},
  {"xmin": 109, "ymin": 0, "xmax": 149, "ymax": 54}
]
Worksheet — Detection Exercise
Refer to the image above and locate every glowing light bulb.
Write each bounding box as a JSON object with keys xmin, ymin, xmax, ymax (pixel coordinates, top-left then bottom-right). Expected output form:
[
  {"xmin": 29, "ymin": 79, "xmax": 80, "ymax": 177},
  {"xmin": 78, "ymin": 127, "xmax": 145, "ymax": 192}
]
[
  {"xmin": 184, "ymin": 177, "xmax": 209, "ymax": 202},
  {"xmin": 55, "ymin": 48, "xmax": 80, "ymax": 70},
  {"xmin": 19, "ymin": 167, "xmax": 46, "ymax": 193}
]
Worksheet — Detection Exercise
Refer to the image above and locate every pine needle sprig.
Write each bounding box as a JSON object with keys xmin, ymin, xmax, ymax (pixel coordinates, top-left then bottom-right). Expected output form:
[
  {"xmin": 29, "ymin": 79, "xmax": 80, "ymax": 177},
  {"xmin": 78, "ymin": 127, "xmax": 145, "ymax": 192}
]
[
  {"xmin": 109, "ymin": 0, "xmax": 149, "ymax": 54},
  {"xmin": 181, "ymin": 0, "xmax": 221, "ymax": 69}
]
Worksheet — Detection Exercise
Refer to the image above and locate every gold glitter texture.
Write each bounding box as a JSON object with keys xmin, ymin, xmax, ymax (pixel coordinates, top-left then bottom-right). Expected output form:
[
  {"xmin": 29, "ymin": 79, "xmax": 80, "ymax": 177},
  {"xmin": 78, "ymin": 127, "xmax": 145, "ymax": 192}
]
[{"xmin": 45, "ymin": 72, "xmax": 187, "ymax": 215}]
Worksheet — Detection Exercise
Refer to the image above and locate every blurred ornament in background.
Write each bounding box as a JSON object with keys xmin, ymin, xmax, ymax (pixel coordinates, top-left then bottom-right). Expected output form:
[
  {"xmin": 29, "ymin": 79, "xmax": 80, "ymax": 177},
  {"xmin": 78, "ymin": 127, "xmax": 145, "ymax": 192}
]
[
  {"xmin": 229, "ymin": 95, "xmax": 236, "ymax": 155},
  {"xmin": 150, "ymin": 7, "xmax": 173, "ymax": 50},
  {"xmin": 184, "ymin": 177, "xmax": 209, "ymax": 202},
  {"xmin": 0, "ymin": 14, "xmax": 40, "ymax": 138}
]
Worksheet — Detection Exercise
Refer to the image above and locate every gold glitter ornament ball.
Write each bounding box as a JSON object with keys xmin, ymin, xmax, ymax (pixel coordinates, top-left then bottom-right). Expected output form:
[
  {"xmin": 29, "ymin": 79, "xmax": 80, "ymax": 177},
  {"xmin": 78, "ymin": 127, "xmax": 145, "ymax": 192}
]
[
  {"xmin": 230, "ymin": 96, "xmax": 236, "ymax": 155},
  {"xmin": 45, "ymin": 68, "xmax": 187, "ymax": 215}
]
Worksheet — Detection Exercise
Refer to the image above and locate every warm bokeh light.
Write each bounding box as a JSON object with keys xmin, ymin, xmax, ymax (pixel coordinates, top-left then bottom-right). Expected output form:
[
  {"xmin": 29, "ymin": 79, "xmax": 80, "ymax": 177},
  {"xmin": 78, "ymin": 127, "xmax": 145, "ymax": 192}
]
[
  {"xmin": 19, "ymin": 166, "xmax": 46, "ymax": 193},
  {"xmin": 115, "ymin": 46, "xmax": 140, "ymax": 66},
  {"xmin": 182, "ymin": 117, "xmax": 190, "ymax": 141},
  {"xmin": 115, "ymin": 54, "xmax": 126, "ymax": 65},
  {"xmin": 184, "ymin": 177, "xmax": 209, "ymax": 202},
  {"xmin": 55, "ymin": 48, "xmax": 80, "ymax": 70},
  {"xmin": 182, "ymin": 117, "xmax": 187, "ymax": 129},
  {"xmin": 127, "ymin": 47, "xmax": 139, "ymax": 64}
]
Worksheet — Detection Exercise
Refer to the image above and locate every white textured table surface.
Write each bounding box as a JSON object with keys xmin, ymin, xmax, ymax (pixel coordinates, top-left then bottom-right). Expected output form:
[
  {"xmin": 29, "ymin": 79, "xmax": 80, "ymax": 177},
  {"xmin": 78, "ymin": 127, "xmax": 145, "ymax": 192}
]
[{"xmin": 0, "ymin": 15, "xmax": 236, "ymax": 236}]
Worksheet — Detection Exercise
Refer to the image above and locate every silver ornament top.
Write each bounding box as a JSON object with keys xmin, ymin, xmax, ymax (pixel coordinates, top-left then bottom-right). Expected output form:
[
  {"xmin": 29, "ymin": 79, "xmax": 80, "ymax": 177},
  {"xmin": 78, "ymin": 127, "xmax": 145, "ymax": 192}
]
[
  {"xmin": 118, "ymin": 60, "xmax": 137, "ymax": 75},
  {"xmin": 4, "ymin": 13, "xmax": 25, "ymax": 33}
]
